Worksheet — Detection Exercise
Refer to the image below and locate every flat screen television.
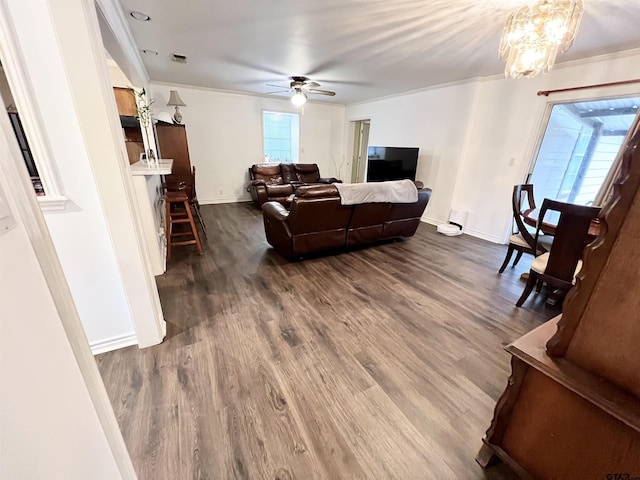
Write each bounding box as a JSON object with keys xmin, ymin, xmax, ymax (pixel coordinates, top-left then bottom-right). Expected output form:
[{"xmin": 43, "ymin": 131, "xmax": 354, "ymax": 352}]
[{"xmin": 366, "ymin": 146, "xmax": 418, "ymax": 182}]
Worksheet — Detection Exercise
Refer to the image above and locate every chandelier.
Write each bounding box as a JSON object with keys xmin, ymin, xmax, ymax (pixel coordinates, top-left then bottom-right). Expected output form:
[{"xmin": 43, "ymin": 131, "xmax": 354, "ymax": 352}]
[{"xmin": 499, "ymin": 0, "xmax": 584, "ymax": 79}]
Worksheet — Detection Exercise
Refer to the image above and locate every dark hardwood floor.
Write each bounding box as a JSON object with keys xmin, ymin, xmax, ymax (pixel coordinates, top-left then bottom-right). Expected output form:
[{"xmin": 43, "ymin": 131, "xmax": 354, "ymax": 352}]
[{"xmin": 96, "ymin": 202, "xmax": 556, "ymax": 479}]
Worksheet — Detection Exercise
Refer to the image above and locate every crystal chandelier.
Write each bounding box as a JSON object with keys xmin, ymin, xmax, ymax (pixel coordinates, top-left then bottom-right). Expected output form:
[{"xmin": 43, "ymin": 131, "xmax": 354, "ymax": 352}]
[{"xmin": 499, "ymin": 0, "xmax": 584, "ymax": 79}]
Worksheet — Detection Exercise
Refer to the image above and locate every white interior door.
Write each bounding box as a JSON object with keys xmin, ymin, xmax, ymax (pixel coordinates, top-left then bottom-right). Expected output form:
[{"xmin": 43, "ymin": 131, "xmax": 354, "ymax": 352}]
[{"xmin": 351, "ymin": 120, "xmax": 370, "ymax": 183}]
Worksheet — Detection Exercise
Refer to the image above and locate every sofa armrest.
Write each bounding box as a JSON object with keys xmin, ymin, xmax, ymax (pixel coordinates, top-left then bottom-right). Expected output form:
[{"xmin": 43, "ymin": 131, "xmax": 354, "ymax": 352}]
[
  {"xmin": 262, "ymin": 202, "xmax": 293, "ymax": 257},
  {"xmin": 318, "ymin": 177, "xmax": 342, "ymax": 184},
  {"xmin": 247, "ymin": 181, "xmax": 268, "ymax": 207},
  {"xmin": 262, "ymin": 201, "xmax": 289, "ymax": 220}
]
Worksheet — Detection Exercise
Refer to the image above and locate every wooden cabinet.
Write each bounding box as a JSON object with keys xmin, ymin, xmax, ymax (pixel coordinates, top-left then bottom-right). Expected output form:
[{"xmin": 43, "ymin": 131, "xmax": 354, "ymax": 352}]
[
  {"xmin": 112, "ymin": 87, "xmax": 142, "ymax": 165},
  {"xmin": 155, "ymin": 123, "xmax": 192, "ymax": 176},
  {"xmin": 113, "ymin": 87, "xmax": 137, "ymax": 117},
  {"xmin": 478, "ymin": 128, "xmax": 640, "ymax": 477}
]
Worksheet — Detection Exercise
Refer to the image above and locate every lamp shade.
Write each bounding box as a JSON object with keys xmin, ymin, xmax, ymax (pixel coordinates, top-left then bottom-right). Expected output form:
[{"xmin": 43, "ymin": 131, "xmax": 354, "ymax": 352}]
[{"xmin": 167, "ymin": 90, "xmax": 186, "ymax": 107}]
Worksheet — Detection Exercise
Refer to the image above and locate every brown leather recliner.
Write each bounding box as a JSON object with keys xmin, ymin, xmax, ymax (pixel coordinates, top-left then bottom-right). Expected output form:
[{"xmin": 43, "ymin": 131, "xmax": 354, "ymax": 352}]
[
  {"xmin": 247, "ymin": 163, "xmax": 341, "ymax": 208},
  {"xmin": 262, "ymin": 183, "xmax": 432, "ymax": 259}
]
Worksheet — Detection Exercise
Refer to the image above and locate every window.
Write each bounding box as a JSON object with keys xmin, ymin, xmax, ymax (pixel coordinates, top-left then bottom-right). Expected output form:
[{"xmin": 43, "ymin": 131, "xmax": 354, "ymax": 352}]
[
  {"xmin": 1, "ymin": 67, "xmax": 44, "ymax": 195},
  {"xmin": 263, "ymin": 111, "xmax": 299, "ymax": 163},
  {"xmin": 529, "ymin": 95, "xmax": 640, "ymax": 207},
  {"xmin": 7, "ymin": 111, "xmax": 44, "ymax": 195},
  {"xmin": 1, "ymin": 53, "xmax": 67, "ymax": 210}
]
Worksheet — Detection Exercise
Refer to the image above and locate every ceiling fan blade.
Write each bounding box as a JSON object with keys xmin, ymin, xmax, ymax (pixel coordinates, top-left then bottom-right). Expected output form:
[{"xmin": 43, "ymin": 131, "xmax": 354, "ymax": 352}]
[
  {"xmin": 307, "ymin": 89, "xmax": 336, "ymax": 96},
  {"xmin": 265, "ymin": 90, "xmax": 291, "ymax": 94},
  {"xmin": 266, "ymin": 83, "xmax": 290, "ymax": 89},
  {"xmin": 305, "ymin": 81, "xmax": 321, "ymax": 88}
]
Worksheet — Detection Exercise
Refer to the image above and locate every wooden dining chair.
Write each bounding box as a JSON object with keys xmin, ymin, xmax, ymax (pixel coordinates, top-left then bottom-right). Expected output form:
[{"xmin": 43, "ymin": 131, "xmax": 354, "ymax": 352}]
[
  {"xmin": 515, "ymin": 199, "xmax": 600, "ymax": 307},
  {"xmin": 499, "ymin": 184, "xmax": 553, "ymax": 273}
]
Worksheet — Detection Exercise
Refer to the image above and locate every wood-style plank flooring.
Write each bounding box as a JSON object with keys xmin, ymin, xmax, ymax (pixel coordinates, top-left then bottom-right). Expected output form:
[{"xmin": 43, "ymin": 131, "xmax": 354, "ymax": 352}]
[{"xmin": 96, "ymin": 202, "xmax": 556, "ymax": 479}]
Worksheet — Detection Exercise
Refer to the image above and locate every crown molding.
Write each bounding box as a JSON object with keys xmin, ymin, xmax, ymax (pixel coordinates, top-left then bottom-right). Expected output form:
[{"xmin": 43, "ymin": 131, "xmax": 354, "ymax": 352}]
[
  {"xmin": 95, "ymin": 0, "xmax": 149, "ymax": 85},
  {"xmin": 347, "ymin": 48, "xmax": 640, "ymax": 107}
]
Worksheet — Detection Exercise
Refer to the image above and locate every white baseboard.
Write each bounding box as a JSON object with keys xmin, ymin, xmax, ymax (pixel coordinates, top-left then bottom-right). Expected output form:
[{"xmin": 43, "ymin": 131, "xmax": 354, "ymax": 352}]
[
  {"xmin": 90, "ymin": 332, "xmax": 137, "ymax": 355},
  {"xmin": 200, "ymin": 196, "xmax": 251, "ymax": 205},
  {"xmin": 420, "ymin": 216, "xmax": 442, "ymax": 226},
  {"xmin": 420, "ymin": 216, "xmax": 504, "ymax": 244},
  {"xmin": 459, "ymin": 226, "xmax": 504, "ymax": 244}
]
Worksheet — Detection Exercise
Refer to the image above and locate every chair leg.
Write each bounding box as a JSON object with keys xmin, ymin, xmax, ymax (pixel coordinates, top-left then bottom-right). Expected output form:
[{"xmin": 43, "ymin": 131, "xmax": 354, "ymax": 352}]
[
  {"xmin": 513, "ymin": 250, "xmax": 524, "ymax": 267},
  {"xmin": 191, "ymin": 201, "xmax": 207, "ymax": 240},
  {"xmin": 183, "ymin": 199, "xmax": 203, "ymax": 255},
  {"xmin": 499, "ymin": 245, "xmax": 515, "ymax": 273},
  {"xmin": 516, "ymin": 271, "xmax": 538, "ymax": 307},
  {"xmin": 165, "ymin": 196, "xmax": 172, "ymax": 261},
  {"xmin": 536, "ymin": 278, "xmax": 544, "ymax": 293}
]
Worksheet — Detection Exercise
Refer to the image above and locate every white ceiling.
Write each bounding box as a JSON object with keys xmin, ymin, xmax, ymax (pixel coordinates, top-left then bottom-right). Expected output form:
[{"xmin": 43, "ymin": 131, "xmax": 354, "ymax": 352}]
[{"xmin": 119, "ymin": 0, "xmax": 640, "ymax": 104}]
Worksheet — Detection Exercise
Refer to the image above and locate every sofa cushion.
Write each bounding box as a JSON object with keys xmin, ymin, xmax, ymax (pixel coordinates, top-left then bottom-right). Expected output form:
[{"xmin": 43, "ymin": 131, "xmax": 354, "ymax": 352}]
[
  {"xmin": 346, "ymin": 203, "xmax": 390, "ymax": 247},
  {"xmin": 265, "ymin": 184, "xmax": 294, "ymax": 196},
  {"xmin": 252, "ymin": 164, "xmax": 283, "ymax": 185},
  {"xmin": 295, "ymin": 184, "xmax": 340, "ymax": 199},
  {"xmin": 349, "ymin": 203, "xmax": 391, "ymax": 228},
  {"xmin": 289, "ymin": 197, "xmax": 351, "ymax": 236},
  {"xmin": 294, "ymin": 163, "xmax": 320, "ymax": 183},
  {"xmin": 280, "ymin": 163, "xmax": 298, "ymax": 183}
]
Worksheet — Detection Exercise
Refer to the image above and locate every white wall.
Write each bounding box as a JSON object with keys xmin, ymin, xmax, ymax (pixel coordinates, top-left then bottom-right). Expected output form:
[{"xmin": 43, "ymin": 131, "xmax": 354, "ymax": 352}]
[
  {"xmin": 107, "ymin": 58, "xmax": 134, "ymax": 89},
  {"xmin": 346, "ymin": 82, "xmax": 478, "ymax": 224},
  {"xmin": 345, "ymin": 49, "xmax": 640, "ymax": 243},
  {"xmin": 0, "ymin": 88, "xmax": 134, "ymax": 478},
  {"xmin": 150, "ymin": 83, "xmax": 347, "ymax": 204},
  {"xmin": 0, "ymin": 214, "xmax": 126, "ymax": 480},
  {"xmin": 454, "ymin": 50, "xmax": 640, "ymax": 242},
  {"xmin": 2, "ymin": 1, "xmax": 137, "ymax": 350},
  {"xmin": 2, "ymin": 0, "xmax": 166, "ymax": 352}
]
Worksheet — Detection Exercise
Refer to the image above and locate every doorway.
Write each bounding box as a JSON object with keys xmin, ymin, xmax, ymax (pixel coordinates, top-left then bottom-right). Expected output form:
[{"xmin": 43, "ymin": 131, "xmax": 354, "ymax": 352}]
[{"xmin": 351, "ymin": 119, "xmax": 370, "ymax": 183}]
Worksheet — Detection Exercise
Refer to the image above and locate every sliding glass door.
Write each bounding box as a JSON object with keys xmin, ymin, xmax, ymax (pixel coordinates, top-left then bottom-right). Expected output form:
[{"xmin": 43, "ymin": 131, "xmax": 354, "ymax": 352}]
[{"xmin": 528, "ymin": 95, "xmax": 640, "ymax": 207}]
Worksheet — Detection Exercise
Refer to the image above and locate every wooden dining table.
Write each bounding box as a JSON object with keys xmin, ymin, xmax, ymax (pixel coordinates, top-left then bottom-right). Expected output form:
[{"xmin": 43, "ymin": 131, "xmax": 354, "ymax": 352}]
[{"xmin": 522, "ymin": 207, "xmax": 602, "ymax": 237}]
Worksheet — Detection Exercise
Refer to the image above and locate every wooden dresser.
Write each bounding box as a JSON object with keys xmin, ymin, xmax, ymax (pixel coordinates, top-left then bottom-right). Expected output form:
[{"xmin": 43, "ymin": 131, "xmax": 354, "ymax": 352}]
[
  {"xmin": 477, "ymin": 128, "xmax": 640, "ymax": 478},
  {"xmin": 155, "ymin": 123, "xmax": 192, "ymax": 176}
]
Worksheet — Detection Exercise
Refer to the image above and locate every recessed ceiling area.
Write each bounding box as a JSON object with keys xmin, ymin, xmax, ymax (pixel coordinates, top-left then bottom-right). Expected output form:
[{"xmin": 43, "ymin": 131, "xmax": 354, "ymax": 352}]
[{"xmin": 119, "ymin": 0, "xmax": 640, "ymax": 104}]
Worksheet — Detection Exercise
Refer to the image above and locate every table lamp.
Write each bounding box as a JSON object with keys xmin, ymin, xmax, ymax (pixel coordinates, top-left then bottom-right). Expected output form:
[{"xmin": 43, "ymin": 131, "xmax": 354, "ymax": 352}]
[{"xmin": 166, "ymin": 90, "xmax": 186, "ymax": 124}]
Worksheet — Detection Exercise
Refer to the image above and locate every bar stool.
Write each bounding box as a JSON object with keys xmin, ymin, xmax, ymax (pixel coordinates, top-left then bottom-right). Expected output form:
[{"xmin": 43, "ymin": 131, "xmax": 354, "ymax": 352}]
[
  {"xmin": 165, "ymin": 166, "xmax": 207, "ymax": 240},
  {"xmin": 165, "ymin": 190, "xmax": 203, "ymax": 260}
]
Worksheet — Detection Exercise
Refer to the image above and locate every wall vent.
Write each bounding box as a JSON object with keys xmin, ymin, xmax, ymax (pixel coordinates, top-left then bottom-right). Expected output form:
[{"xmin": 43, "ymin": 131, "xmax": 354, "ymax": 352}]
[{"xmin": 172, "ymin": 54, "xmax": 187, "ymax": 64}]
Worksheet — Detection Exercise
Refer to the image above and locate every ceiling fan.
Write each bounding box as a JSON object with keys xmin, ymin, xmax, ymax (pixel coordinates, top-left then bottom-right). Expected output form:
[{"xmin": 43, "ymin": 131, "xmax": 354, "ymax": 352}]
[{"xmin": 266, "ymin": 76, "xmax": 336, "ymax": 106}]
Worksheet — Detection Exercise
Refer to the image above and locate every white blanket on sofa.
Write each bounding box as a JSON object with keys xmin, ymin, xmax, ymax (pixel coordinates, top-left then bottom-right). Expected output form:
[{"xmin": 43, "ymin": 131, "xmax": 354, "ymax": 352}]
[{"xmin": 333, "ymin": 179, "xmax": 418, "ymax": 205}]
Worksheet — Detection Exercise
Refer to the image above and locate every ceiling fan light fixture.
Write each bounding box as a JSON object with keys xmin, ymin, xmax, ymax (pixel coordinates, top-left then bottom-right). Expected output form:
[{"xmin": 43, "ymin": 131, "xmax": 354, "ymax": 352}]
[
  {"xmin": 291, "ymin": 89, "xmax": 307, "ymax": 106},
  {"xmin": 500, "ymin": 0, "xmax": 584, "ymax": 79}
]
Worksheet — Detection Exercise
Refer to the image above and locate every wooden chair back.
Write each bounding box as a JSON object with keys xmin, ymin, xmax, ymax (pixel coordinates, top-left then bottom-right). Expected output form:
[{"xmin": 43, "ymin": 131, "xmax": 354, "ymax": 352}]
[
  {"xmin": 512, "ymin": 184, "xmax": 537, "ymax": 249},
  {"xmin": 534, "ymin": 199, "xmax": 600, "ymax": 282},
  {"xmin": 166, "ymin": 166, "xmax": 197, "ymax": 201}
]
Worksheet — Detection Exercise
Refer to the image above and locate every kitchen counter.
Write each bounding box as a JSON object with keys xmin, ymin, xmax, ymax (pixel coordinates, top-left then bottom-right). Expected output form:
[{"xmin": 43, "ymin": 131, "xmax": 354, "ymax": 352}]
[{"xmin": 130, "ymin": 159, "xmax": 173, "ymax": 176}]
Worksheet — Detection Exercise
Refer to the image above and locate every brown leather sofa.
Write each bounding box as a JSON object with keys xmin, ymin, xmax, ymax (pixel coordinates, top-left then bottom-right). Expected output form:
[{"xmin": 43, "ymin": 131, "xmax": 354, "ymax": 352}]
[
  {"xmin": 262, "ymin": 183, "xmax": 432, "ymax": 259},
  {"xmin": 247, "ymin": 163, "xmax": 341, "ymax": 208}
]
